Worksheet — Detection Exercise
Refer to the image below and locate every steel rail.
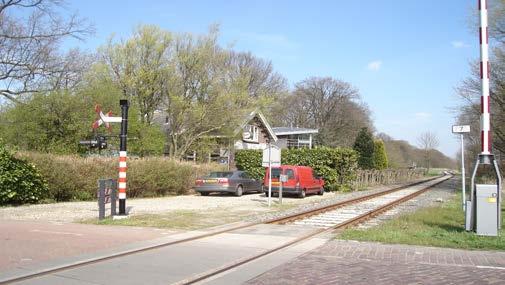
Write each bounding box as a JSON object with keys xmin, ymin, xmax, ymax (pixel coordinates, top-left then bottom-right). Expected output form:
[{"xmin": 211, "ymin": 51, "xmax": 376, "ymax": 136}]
[
  {"xmin": 176, "ymin": 175, "xmax": 452, "ymax": 285},
  {"xmin": 267, "ymin": 175, "xmax": 443, "ymax": 225}
]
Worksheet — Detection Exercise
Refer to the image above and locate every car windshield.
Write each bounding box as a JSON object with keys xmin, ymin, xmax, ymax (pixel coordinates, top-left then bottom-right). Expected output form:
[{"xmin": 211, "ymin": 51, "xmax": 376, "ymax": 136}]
[{"xmin": 207, "ymin": 172, "xmax": 234, "ymax": 178}]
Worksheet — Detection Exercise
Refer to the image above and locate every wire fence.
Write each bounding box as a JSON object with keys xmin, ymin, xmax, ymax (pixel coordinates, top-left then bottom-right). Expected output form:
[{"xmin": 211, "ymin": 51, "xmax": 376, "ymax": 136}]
[{"xmin": 352, "ymin": 169, "xmax": 426, "ymax": 189}]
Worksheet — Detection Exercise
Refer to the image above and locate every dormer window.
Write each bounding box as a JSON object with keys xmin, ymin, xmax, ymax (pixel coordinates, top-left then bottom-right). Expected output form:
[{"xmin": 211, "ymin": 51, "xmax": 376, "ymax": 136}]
[{"xmin": 243, "ymin": 124, "xmax": 259, "ymax": 142}]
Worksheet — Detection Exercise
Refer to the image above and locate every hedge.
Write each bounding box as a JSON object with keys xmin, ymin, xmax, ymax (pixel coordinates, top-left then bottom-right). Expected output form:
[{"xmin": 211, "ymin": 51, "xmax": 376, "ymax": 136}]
[
  {"xmin": 235, "ymin": 147, "xmax": 358, "ymax": 191},
  {"xmin": 0, "ymin": 145, "xmax": 48, "ymax": 205},
  {"xmin": 16, "ymin": 152, "xmax": 226, "ymax": 202}
]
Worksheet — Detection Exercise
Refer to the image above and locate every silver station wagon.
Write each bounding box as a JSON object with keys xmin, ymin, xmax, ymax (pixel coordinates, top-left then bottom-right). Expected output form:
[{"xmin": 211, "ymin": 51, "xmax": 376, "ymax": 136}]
[{"xmin": 194, "ymin": 171, "xmax": 262, "ymax": 196}]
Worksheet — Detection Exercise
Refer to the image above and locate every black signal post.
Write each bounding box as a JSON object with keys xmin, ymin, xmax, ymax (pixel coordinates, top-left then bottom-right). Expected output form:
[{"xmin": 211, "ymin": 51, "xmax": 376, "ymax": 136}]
[{"xmin": 118, "ymin": 99, "xmax": 129, "ymax": 215}]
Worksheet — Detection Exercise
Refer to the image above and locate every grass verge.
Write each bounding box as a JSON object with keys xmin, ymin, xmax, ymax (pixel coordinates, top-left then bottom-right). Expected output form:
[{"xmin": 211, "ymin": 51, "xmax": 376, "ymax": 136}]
[
  {"xmin": 81, "ymin": 209, "xmax": 256, "ymax": 231},
  {"xmin": 339, "ymin": 195, "xmax": 505, "ymax": 251},
  {"xmin": 80, "ymin": 202, "xmax": 297, "ymax": 231}
]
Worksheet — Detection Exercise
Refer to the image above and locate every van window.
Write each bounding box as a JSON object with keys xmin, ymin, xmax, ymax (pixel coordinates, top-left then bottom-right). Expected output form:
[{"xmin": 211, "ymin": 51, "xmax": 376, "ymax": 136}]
[
  {"xmin": 271, "ymin": 168, "xmax": 281, "ymax": 179},
  {"xmin": 285, "ymin": 169, "xmax": 295, "ymax": 180}
]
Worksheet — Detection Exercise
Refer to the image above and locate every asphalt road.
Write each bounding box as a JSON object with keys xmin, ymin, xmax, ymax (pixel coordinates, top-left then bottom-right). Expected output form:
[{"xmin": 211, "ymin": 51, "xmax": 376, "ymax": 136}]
[
  {"xmin": 2, "ymin": 223, "xmax": 327, "ymax": 285},
  {"xmin": 0, "ymin": 220, "xmax": 177, "ymax": 272}
]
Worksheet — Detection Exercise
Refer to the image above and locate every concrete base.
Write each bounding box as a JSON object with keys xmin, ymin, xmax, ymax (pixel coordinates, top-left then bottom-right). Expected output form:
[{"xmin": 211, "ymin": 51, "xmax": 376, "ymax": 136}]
[
  {"xmin": 112, "ymin": 215, "xmax": 129, "ymax": 220},
  {"xmin": 465, "ymin": 201, "xmax": 472, "ymax": 231}
]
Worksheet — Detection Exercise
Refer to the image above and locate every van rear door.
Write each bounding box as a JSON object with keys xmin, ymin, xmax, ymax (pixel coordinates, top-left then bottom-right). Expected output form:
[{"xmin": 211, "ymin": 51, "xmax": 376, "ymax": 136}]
[
  {"xmin": 283, "ymin": 168, "xmax": 296, "ymax": 188},
  {"xmin": 304, "ymin": 168, "xmax": 318, "ymax": 192}
]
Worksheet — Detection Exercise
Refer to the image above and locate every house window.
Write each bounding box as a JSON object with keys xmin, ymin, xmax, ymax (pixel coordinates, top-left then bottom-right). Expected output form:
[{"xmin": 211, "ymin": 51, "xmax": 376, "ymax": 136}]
[{"xmin": 243, "ymin": 124, "xmax": 259, "ymax": 142}]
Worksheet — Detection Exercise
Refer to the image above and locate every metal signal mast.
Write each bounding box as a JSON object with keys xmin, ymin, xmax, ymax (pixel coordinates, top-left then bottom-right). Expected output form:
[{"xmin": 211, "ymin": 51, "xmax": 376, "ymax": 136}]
[
  {"xmin": 479, "ymin": 0, "xmax": 492, "ymax": 157},
  {"xmin": 465, "ymin": 0, "xmax": 502, "ymax": 236}
]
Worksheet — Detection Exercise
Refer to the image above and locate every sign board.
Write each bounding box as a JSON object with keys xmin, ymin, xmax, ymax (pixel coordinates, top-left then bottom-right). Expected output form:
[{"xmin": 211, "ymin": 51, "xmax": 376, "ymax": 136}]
[
  {"xmin": 452, "ymin": 125, "xmax": 471, "ymax": 134},
  {"xmin": 262, "ymin": 145, "xmax": 281, "ymax": 167},
  {"xmin": 92, "ymin": 105, "xmax": 122, "ymax": 130},
  {"xmin": 98, "ymin": 179, "xmax": 117, "ymax": 220},
  {"xmin": 280, "ymin": 174, "xmax": 288, "ymax": 183}
]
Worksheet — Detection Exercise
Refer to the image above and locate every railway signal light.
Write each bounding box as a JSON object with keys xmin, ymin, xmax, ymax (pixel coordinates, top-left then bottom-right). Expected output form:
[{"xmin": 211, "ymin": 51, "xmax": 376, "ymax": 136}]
[
  {"xmin": 79, "ymin": 136, "xmax": 108, "ymax": 150},
  {"xmin": 98, "ymin": 136, "xmax": 107, "ymax": 149},
  {"xmin": 79, "ymin": 139, "xmax": 98, "ymax": 148}
]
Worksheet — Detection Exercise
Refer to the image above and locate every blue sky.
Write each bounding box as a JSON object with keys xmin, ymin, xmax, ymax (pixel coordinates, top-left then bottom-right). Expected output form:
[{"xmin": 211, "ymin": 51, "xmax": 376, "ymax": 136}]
[{"xmin": 63, "ymin": 0, "xmax": 478, "ymax": 157}]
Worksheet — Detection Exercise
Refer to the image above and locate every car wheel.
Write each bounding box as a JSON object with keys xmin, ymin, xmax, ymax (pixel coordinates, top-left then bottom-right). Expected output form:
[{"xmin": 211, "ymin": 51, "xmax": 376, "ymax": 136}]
[
  {"xmin": 200, "ymin": 192, "xmax": 209, "ymax": 196},
  {"xmin": 235, "ymin": 185, "xmax": 243, "ymax": 197},
  {"xmin": 298, "ymin": 189, "xmax": 306, "ymax": 198},
  {"xmin": 318, "ymin": 187, "xmax": 324, "ymax": 195}
]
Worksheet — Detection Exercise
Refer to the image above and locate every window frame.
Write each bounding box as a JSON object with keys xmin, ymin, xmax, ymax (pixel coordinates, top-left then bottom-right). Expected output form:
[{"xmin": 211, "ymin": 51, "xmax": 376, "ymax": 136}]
[{"xmin": 243, "ymin": 124, "xmax": 259, "ymax": 143}]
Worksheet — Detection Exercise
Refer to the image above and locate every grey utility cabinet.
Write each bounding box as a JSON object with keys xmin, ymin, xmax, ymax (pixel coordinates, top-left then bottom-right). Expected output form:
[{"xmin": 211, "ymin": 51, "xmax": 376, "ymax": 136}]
[{"xmin": 475, "ymin": 184, "xmax": 499, "ymax": 236}]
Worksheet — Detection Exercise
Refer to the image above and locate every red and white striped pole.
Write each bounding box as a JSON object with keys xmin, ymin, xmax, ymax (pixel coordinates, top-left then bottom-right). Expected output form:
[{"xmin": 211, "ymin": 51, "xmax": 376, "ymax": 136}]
[
  {"xmin": 479, "ymin": 0, "xmax": 492, "ymax": 156},
  {"xmin": 118, "ymin": 100, "xmax": 129, "ymax": 215},
  {"xmin": 118, "ymin": 150, "xmax": 127, "ymax": 211}
]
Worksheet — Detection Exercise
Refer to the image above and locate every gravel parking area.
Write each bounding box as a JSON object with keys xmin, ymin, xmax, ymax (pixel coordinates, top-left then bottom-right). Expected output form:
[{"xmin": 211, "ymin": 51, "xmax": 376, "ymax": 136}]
[
  {"xmin": 0, "ymin": 177, "xmax": 439, "ymax": 223},
  {"xmin": 0, "ymin": 192, "xmax": 337, "ymax": 223}
]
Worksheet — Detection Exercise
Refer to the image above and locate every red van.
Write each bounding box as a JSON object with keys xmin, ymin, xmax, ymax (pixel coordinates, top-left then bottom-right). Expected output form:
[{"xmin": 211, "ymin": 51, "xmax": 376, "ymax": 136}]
[{"xmin": 263, "ymin": 165, "xmax": 324, "ymax": 198}]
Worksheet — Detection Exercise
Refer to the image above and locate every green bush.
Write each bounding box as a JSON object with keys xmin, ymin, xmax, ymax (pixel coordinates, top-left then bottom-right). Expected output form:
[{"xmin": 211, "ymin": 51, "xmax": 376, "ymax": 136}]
[
  {"xmin": 234, "ymin": 147, "xmax": 358, "ymax": 191},
  {"xmin": 17, "ymin": 152, "xmax": 225, "ymax": 202},
  {"xmin": 234, "ymin": 149, "xmax": 265, "ymax": 180},
  {"xmin": 373, "ymin": 139, "xmax": 388, "ymax": 170},
  {"xmin": 353, "ymin": 127, "xmax": 375, "ymax": 169},
  {"xmin": 0, "ymin": 145, "xmax": 48, "ymax": 205}
]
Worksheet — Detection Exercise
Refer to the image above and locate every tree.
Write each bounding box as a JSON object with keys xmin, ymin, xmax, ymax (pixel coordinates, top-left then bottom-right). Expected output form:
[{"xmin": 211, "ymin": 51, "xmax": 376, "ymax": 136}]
[
  {"xmin": 0, "ymin": 91, "xmax": 93, "ymax": 153},
  {"xmin": 100, "ymin": 25, "xmax": 172, "ymax": 125},
  {"xmin": 163, "ymin": 28, "xmax": 253, "ymax": 158},
  {"xmin": 373, "ymin": 139, "xmax": 388, "ymax": 170},
  {"xmin": 227, "ymin": 51, "xmax": 287, "ymax": 99},
  {"xmin": 353, "ymin": 127, "xmax": 375, "ymax": 169},
  {"xmin": 417, "ymin": 131, "xmax": 440, "ymax": 172},
  {"xmin": 0, "ymin": 78, "xmax": 166, "ymax": 156},
  {"xmin": 488, "ymin": 0, "xmax": 505, "ymax": 44},
  {"xmin": 376, "ymin": 133, "xmax": 455, "ymax": 169},
  {"xmin": 227, "ymin": 51, "xmax": 288, "ymax": 120},
  {"xmin": 274, "ymin": 77, "xmax": 373, "ymax": 147},
  {"xmin": 0, "ymin": 0, "xmax": 93, "ymax": 102},
  {"xmin": 99, "ymin": 25, "xmax": 278, "ymax": 159}
]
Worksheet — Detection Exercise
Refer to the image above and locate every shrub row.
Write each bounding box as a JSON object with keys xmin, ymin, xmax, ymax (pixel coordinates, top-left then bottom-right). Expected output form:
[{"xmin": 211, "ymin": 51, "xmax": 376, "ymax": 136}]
[
  {"xmin": 234, "ymin": 147, "xmax": 359, "ymax": 191},
  {"xmin": 0, "ymin": 145, "xmax": 48, "ymax": 205},
  {"xmin": 16, "ymin": 152, "xmax": 225, "ymax": 202}
]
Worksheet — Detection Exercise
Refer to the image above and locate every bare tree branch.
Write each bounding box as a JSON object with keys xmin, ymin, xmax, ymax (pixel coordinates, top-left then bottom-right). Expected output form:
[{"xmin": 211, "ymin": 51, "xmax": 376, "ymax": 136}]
[
  {"xmin": 417, "ymin": 131, "xmax": 440, "ymax": 172},
  {"xmin": 0, "ymin": 0, "xmax": 93, "ymax": 102},
  {"xmin": 274, "ymin": 76, "xmax": 372, "ymax": 147}
]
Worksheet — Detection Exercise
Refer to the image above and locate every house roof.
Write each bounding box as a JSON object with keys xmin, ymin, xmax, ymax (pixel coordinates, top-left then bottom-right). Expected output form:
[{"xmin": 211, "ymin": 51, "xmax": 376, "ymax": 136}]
[
  {"xmin": 272, "ymin": 127, "xmax": 319, "ymax": 136},
  {"xmin": 236, "ymin": 111, "xmax": 278, "ymax": 142}
]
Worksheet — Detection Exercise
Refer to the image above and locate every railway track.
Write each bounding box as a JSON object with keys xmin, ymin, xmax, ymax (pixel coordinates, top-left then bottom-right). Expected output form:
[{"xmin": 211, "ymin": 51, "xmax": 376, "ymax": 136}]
[
  {"xmin": 266, "ymin": 174, "xmax": 444, "ymax": 225},
  {"xmin": 291, "ymin": 184, "xmax": 441, "ymax": 228},
  {"xmin": 178, "ymin": 174, "xmax": 452, "ymax": 285},
  {"xmin": 1, "ymin": 175, "xmax": 451, "ymax": 285}
]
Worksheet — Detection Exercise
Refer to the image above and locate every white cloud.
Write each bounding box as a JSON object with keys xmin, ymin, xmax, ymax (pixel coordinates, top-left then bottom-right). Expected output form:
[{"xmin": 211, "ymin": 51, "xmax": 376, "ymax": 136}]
[
  {"xmin": 367, "ymin": 60, "xmax": 382, "ymax": 71},
  {"xmin": 451, "ymin": 41, "xmax": 469, "ymax": 48}
]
